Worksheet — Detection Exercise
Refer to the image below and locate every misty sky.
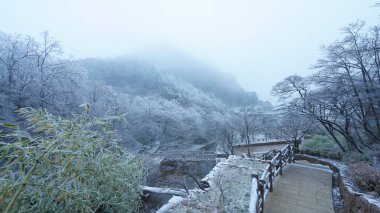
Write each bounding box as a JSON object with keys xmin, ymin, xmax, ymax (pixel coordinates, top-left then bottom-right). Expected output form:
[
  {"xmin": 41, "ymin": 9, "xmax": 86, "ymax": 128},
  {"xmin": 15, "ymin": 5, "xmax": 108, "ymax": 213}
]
[{"xmin": 1, "ymin": 0, "xmax": 379, "ymax": 103}]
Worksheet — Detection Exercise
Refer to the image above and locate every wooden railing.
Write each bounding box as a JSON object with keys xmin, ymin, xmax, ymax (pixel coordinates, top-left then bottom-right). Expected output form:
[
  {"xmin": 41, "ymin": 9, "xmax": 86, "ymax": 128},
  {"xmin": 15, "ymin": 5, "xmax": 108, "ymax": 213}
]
[
  {"xmin": 259, "ymin": 149, "xmax": 280, "ymax": 160},
  {"xmin": 249, "ymin": 143, "xmax": 295, "ymax": 213}
]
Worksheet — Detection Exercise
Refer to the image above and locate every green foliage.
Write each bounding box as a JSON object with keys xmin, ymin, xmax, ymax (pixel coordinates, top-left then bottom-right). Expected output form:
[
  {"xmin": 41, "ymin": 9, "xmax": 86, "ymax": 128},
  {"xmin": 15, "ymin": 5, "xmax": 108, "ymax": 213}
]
[
  {"xmin": 299, "ymin": 149, "xmax": 343, "ymax": 160},
  {"xmin": 300, "ymin": 135, "xmax": 343, "ymax": 160},
  {"xmin": 299, "ymin": 134, "xmax": 375, "ymax": 163},
  {"xmin": 0, "ymin": 108, "xmax": 144, "ymax": 212},
  {"xmin": 301, "ymin": 135, "xmax": 339, "ymax": 151}
]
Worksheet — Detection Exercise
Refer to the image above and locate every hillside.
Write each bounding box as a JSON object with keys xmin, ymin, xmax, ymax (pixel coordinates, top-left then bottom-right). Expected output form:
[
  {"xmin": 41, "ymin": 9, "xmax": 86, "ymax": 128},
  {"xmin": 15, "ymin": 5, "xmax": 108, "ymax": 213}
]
[
  {"xmin": 76, "ymin": 49, "xmax": 274, "ymax": 150},
  {"xmin": 79, "ymin": 47, "xmax": 272, "ymax": 109}
]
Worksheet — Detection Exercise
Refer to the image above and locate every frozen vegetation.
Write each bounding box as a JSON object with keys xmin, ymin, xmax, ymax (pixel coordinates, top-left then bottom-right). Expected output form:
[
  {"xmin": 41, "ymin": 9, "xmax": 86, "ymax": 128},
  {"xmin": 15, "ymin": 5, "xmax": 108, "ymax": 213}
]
[
  {"xmin": 0, "ymin": 31, "xmax": 272, "ymax": 154},
  {"xmin": 1, "ymin": 1, "xmax": 380, "ymax": 212},
  {"xmin": 159, "ymin": 156, "xmax": 268, "ymax": 212},
  {"xmin": 0, "ymin": 31, "xmax": 273, "ymax": 212}
]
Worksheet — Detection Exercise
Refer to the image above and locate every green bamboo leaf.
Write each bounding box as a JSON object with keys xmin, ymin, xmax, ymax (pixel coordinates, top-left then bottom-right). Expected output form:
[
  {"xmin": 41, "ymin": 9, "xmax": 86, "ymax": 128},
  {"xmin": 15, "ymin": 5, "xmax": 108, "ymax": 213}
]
[
  {"xmin": 21, "ymin": 163, "xmax": 25, "ymax": 174},
  {"xmin": 21, "ymin": 140, "xmax": 29, "ymax": 146},
  {"xmin": 0, "ymin": 181, "xmax": 12, "ymax": 196},
  {"xmin": 1, "ymin": 107, "xmax": 144, "ymax": 211},
  {"xmin": 2, "ymin": 123, "xmax": 17, "ymax": 129}
]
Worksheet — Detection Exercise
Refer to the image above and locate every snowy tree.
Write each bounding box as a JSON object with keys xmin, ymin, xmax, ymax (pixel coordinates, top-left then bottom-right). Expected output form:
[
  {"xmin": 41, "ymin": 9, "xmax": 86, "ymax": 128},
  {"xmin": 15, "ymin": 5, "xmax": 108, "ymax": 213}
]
[
  {"xmin": 273, "ymin": 22, "xmax": 380, "ymax": 153},
  {"xmin": 232, "ymin": 105, "xmax": 262, "ymax": 157}
]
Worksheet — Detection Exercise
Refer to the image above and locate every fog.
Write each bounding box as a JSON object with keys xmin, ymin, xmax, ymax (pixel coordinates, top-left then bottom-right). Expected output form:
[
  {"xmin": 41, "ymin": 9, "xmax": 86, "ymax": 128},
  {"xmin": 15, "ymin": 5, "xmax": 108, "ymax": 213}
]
[{"xmin": 1, "ymin": 0, "xmax": 379, "ymax": 103}]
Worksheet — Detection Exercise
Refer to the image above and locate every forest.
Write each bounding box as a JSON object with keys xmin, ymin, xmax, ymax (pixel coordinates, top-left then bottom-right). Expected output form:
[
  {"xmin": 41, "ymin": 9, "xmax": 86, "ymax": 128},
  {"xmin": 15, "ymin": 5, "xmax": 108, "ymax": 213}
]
[
  {"xmin": 0, "ymin": 31, "xmax": 272, "ymax": 151},
  {"xmin": 0, "ymin": 31, "xmax": 273, "ymax": 212}
]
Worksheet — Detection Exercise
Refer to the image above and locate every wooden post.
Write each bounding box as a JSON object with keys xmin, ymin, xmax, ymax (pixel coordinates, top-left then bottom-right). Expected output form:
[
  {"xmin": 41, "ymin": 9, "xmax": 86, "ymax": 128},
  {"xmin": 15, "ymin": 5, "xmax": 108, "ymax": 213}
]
[
  {"xmin": 249, "ymin": 174, "xmax": 265, "ymax": 213},
  {"xmin": 269, "ymin": 163, "xmax": 273, "ymax": 192},
  {"xmin": 249, "ymin": 174, "xmax": 259, "ymax": 213},
  {"xmin": 258, "ymin": 179, "xmax": 265, "ymax": 213},
  {"xmin": 292, "ymin": 144, "xmax": 295, "ymax": 163},
  {"xmin": 279, "ymin": 152, "xmax": 283, "ymax": 176},
  {"xmin": 287, "ymin": 143, "xmax": 292, "ymax": 164}
]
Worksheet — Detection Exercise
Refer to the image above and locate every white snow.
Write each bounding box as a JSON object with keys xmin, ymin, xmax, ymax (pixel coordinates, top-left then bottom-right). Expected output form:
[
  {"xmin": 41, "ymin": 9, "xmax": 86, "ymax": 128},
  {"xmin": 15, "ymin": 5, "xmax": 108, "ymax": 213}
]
[
  {"xmin": 249, "ymin": 176, "xmax": 258, "ymax": 213},
  {"xmin": 161, "ymin": 155, "xmax": 267, "ymax": 212},
  {"xmin": 156, "ymin": 196, "xmax": 183, "ymax": 213}
]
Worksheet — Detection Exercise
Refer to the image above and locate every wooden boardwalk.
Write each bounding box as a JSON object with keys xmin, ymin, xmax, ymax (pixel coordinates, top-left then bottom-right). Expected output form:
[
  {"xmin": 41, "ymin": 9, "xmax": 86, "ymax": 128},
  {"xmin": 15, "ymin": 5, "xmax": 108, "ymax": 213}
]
[{"xmin": 263, "ymin": 160, "xmax": 335, "ymax": 213}]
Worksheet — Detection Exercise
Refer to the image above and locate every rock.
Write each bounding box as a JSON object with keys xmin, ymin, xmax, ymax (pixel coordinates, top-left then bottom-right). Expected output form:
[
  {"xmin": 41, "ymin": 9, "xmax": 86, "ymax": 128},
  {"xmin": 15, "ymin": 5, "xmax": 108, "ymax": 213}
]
[
  {"xmin": 200, "ymin": 181, "xmax": 210, "ymax": 189},
  {"xmin": 181, "ymin": 199, "xmax": 191, "ymax": 206}
]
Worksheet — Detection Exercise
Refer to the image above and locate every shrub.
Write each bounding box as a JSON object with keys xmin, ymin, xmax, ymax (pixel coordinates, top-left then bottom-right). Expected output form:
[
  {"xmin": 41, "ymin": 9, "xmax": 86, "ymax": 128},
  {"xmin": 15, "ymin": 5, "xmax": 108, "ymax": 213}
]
[
  {"xmin": 343, "ymin": 152, "xmax": 373, "ymax": 164},
  {"xmin": 300, "ymin": 135, "xmax": 343, "ymax": 160},
  {"xmin": 299, "ymin": 149, "xmax": 343, "ymax": 160},
  {"xmin": 350, "ymin": 162, "xmax": 380, "ymax": 195},
  {"xmin": 301, "ymin": 135, "xmax": 339, "ymax": 151},
  {"xmin": 0, "ymin": 107, "xmax": 145, "ymax": 212}
]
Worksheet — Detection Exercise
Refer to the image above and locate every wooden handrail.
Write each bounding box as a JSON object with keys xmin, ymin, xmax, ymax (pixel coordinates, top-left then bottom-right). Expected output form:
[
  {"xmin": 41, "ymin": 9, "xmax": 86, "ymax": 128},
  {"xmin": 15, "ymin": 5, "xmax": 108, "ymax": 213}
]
[
  {"xmin": 260, "ymin": 149, "xmax": 280, "ymax": 160},
  {"xmin": 249, "ymin": 142, "xmax": 295, "ymax": 213}
]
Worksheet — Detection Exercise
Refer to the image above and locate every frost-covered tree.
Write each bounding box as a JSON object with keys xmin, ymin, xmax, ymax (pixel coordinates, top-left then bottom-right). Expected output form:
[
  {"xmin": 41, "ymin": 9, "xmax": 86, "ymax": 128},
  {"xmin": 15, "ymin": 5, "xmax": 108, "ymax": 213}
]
[
  {"xmin": 127, "ymin": 95, "xmax": 207, "ymax": 145},
  {"xmin": 272, "ymin": 22, "xmax": 380, "ymax": 153},
  {"xmin": 0, "ymin": 31, "xmax": 83, "ymax": 119},
  {"xmin": 275, "ymin": 106, "xmax": 314, "ymax": 151},
  {"xmin": 217, "ymin": 110, "xmax": 238, "ymax": 155},
  {"xmin": 232, "ymin": 105, "xmax": 262, "ymax": 157},
  {"xmin": 0, "ymin": 30, "xmax": 271, "ymax": 154}
]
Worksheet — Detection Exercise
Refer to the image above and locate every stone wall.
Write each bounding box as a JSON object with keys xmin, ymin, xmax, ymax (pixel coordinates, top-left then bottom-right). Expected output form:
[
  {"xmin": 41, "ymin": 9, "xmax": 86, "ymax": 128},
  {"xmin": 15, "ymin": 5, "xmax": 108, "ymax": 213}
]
[
  {"xmin": 296, "ymin": 154, "xmax": 380, "ymax": 213},
  {"xmin": 233, "ymin": 143, "xmax": 288, "ymax": 156}
]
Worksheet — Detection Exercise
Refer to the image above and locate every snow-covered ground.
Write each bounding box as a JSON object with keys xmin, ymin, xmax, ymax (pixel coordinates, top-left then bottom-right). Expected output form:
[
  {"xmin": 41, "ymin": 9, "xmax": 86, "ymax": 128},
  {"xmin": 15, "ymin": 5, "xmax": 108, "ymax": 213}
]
[{"xmin": 157, "ymin": 156, "xmax": 268, "ymax": 212}]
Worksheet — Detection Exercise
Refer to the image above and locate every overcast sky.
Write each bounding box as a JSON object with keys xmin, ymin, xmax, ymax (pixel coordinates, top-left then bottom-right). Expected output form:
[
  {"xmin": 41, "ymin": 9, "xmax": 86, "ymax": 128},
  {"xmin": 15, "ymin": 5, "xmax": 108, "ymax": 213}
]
[{"xmin": 1, "ymin": 0, "xmax": 379, "ymax": 103}]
